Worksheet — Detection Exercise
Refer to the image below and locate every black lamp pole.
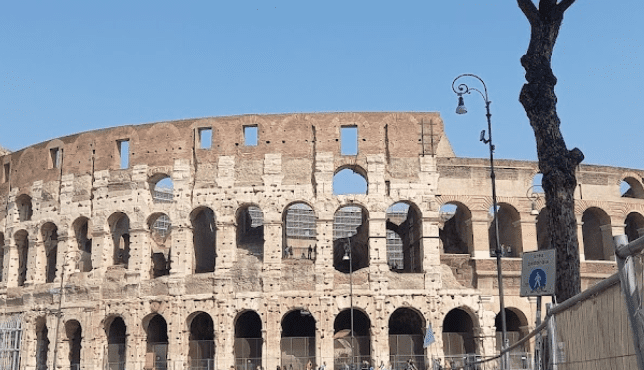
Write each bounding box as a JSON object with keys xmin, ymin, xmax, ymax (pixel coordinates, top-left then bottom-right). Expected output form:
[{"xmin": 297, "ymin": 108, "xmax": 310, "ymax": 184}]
[{"xmin": 452, "ymin": 74, "xmax": 508, "ymax": 369}]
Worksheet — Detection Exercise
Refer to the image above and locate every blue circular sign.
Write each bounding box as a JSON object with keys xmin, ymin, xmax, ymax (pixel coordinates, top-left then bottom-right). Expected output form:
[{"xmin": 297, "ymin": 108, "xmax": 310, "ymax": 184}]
[{"xmin": 529, "ymin": 268, "xmax": 546, "ymax": 293}]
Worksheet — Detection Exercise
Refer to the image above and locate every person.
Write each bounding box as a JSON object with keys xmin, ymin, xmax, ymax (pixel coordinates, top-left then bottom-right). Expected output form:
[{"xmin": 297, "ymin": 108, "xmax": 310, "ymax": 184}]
[
  {"xmin": 379, "ymin": 361, "xmax": 385, "ymax": 370},
  {"xmin": 307, "ymin": 360, "xmax": 312, "ymax": 370},
  {"xmin": 406, "ymin": 359, "xmax": 417, "ymax": 370},
  {"xmin": 319, "ymin": 362, "xmax": 326, "ymax": 370},
  {"xmin": 277, "ymin": 366, "xmax": 281, "ymax": 370},
  {"xmin": 308, "ymin": 245, "xmax": 313, "ymax": 259}
]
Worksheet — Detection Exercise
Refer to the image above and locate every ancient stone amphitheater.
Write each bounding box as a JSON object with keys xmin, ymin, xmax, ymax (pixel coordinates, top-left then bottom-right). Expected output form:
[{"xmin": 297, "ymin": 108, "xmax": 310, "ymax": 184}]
[{"xmin": 0, "ymin": 112, "xmax": 640, "ymax": 370}]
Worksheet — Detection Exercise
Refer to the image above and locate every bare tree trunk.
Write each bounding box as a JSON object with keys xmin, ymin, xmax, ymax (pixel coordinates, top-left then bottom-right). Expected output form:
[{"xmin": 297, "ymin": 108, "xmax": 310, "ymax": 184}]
[{"xmin": 518, "ymin": 0, "xmax": 583, "ymax": 302}]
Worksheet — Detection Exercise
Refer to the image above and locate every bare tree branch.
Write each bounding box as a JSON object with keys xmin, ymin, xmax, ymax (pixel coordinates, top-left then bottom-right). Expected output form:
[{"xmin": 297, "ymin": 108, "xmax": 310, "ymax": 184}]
[
  {"xmin": 558, "ymin": 0, "xmax": 576, "ymax": 13},
  {"xmin": 517, "ymin": 0, "xmax": 540, "ymax": 24}
]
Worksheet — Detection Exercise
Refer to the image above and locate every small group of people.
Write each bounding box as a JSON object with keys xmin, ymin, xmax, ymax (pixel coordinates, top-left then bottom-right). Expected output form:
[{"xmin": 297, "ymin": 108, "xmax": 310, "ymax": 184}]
[{"xmin": 283, "ymin": 245, "xmax": 317, "ymax": 260}]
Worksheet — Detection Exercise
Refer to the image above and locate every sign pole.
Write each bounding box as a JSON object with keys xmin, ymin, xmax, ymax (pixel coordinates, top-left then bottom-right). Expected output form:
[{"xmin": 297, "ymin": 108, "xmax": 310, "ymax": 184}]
[{"xmin": 534, "ymin": 296, "xmax": 542, "ymax": 370}]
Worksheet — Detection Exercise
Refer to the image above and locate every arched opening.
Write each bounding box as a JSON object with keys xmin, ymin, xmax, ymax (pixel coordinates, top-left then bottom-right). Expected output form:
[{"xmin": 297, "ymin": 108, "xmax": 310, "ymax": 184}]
[
  {"xmin": 334, "ymin": 309, "xmax": 371, "ymax": 367},
  {"xmin": 237, "ymin": 205, "xmax": 264, "ymax": 261},
  {"xmin": 191, "ymin": 207, "xmax": 216, "ymax": 273},
  {"xmin": 582, "ymin": 207, "xmax": 612, "ymax": 260},
  {"xmin": 439, "ymin": 202, "xmax": 473, "ymax": 254},
  {"xmin": 146, "ymin": 314, "xmax": 169, "ymax": 370},
  {"xmin": 107, "ymin": 317, "xmax": 126, "ymax": 370},
  {"xmin": 16, "ymin": 194, "xmax": 33, "ymax": 222},
  {"xmin": 148, "ymin": 213, "xmax": 171, "ymax": 278},
  {"xmin": 489, "ymin": 203, "xmax": 523, "ymax": 257},
  {"xmin": 35, "ymin": 316, "xmax": 49, "ymax": 370},
  {"xmin": 150, "ymin": 175, "xmax": 174, "ymax": 203},
  {"xmin": 189, "ymin": 312, "xmax": 215, "ymax": 370},
  {"xmin": 333, "ymin": 205, "xmax": 369, "ymax": 273},
  {"xmin": 536, "ymin": 208, "xmax": 551, "ymax": 251},
  {"xmin": 41, "ymin": 222, "xmax": 58, "ymax": 283},
  {"xmin": 65, "ymin": 320, "xmax": 82, "ymax": 370},
  {"xmin": 108, "ymin": 213, "xmax": 130, "ymax": 267},
  {"xmin": 625, "ymin": 212, "xmax": 644, "ymax": 242},
  {"xmin": 15, "ymin": 230, "xmax": 28, "ymax": 286},
  {"xmin": 389, "ymin": 308, "xmax": 425, "ymax": 370},
  {"xmin": 621, "ymin": 177, "xmax": 644, "ymax": 199},
  {"xmin": 496, "ymin": 309, "xmax": 530, "ymax": 368},
  {"xmin": 333, "ymin": 167, "xmax": 368, "ymax": 195},
  {"xmin": 442, "ymin": 308, "xmax": 476, "ymax": 367},
  {"xmin": 386, "ymin": 202, "xmax": 422, "ymax": 273},
  {"xmin": 73, "ymin": 217, "xmax": 93, "ymax": 272},
  {"xmin": 235, "ymin": 311, "xmax": 263, "ymax": 370},
  {"xmin": 283, "ymin": 203, "xmax": 317, "ymax": 260},
  {"xmin": 281, "ymin": 310, "xmax": 316, "ymax": 369}
]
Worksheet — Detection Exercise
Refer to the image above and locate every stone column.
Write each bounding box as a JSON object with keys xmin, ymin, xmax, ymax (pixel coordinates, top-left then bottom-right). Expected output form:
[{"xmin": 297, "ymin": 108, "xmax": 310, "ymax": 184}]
[
  {"xmin": 368, "ymin": 214, "xmax": 388, "ymax": 294},
  {"xmin": 318, "ymin": 297, "xmax": 335, "ymax": 369},
  {"xmin": 315, "ymin": 216, "xmax": 334, "ymax": 292},
  {"xmin": 169, "ymin": 223, "xmax": 193, "ymax": 276},
  {"xmin": 216, "ymin": 218, "xmax": 237, "ymax": 270},
  {"xmin": 128, "ymin": 227, "xmax": 149, "ymax": 279},
  {"xmin": 603, "ymin": 223, "xmax": 621, "ymax": 261},
  {"xmin": 519, "ymin": 218, "xmax": 538, "ymax": 253},
  {"xmin": 576, "ymin": 216, "xmax": 585, "ymax": 261},
  {"xmin": 423, "ymin": 213, "xmax": 441, "ymax": 290},
  {"xmin": 91, "ymin": 229, "xmax": 111, "ymax": 278},
  {"xmin": 371, "ymin": 297, "xmax": 388, "ymax": 367},
  {"xmin": 470, "ymin": 210, "xmax": 491, "ymax": 259},
  {"xmin": 25, "ymin": 234, "xmax": 38, "ymax": 286},
  {"xmin": 265, "ymin": 298, "xmax": 281, "ymax": 370},
  {"xmin": 4, "ymin": 241, "xmax": 18, "ymax": 288}
]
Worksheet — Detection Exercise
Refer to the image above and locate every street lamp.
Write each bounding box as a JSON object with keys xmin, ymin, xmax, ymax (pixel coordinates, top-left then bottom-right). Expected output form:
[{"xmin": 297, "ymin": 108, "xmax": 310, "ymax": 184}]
[
  {"xmin": 452, "ymin": 74, "xmax": 508, "ymax": 369},
  {"xmin": 51, "ymin": 249, "xmax": 81, "ymax": 370},
  {"xmin": 343, "ymin": 241, "xmax": 354, "ymax": 368}
]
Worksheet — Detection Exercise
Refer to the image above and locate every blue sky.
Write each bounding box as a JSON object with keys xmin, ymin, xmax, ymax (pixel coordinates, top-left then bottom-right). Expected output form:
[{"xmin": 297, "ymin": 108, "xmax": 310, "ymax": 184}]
[{"xmin": 1, "ymin": 1, "xmax": 642, "ymax": 171}]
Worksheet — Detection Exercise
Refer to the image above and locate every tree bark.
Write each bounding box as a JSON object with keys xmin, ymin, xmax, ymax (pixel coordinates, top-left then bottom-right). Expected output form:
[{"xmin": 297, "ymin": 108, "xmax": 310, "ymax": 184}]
[{"xmin": 518, "ymin": 0, "xmax": 583, "ymax": 302}]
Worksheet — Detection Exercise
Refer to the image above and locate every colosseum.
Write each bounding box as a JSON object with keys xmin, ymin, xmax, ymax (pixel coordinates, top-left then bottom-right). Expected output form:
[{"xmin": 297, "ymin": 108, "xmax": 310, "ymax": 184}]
[{"xmin": 0, "ymin": 112, "xmax": 639, "ymax": 370}]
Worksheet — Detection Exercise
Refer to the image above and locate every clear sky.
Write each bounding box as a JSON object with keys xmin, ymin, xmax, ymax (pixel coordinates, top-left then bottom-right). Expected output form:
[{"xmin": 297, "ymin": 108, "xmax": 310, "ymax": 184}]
[{"xmin": 1, "ymin": 1, "xmax": 642, "ymax": 171}]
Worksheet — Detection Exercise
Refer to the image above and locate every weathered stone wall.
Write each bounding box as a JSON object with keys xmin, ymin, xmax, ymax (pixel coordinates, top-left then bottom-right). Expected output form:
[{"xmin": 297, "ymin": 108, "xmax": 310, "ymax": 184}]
[{"xmin": 0, "ymin": 112, "xmax": 640, "ymax": 369}]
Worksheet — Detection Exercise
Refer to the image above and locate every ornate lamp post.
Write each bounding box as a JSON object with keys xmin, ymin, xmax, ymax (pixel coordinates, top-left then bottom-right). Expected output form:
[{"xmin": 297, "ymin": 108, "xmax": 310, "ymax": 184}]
[
  {"xmin": 452, "ymin": 74, "xmax": 508, "ymax": 369},
  {"xmin": 343, "ymin": 241, "xmax": 354, "ymax": 368}
]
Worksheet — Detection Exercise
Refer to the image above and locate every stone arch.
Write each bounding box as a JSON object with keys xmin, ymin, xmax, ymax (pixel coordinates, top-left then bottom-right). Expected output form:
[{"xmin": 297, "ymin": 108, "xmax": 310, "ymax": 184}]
[
  {"xmin": 582, "ymin": 207, "xmax": 612, "ymax": 260},
  {"xmin": 621, "ymin": 175, "xmax": 644, "ymax": 199},
  {"xmin": 108, "ymin": 212, "xmax": 130, "ymax": 267},
  {"xmin": 281, "ymin": 309, "xmax": 316, "ymax": 369},
  {"xmin": 334, "ymin": 308, "xmax": 372, "ymax": 365},
  {"xmin": 439, "ymin": 201, "xmax": 473, "ymax": 254},
  {"xmin": 143, "ymin": 313, "xmax": 169, "ymax": 369},
  {"xmin": 234, "ymin": 310, "xmax": 263, "ymax": 370},
  {"xmin": 236, "ymin": 204, "xmax": 264, "ymax": 261},
  {"xmin": 333, "ymin": 165, "xmax": 368, "ymax": 195},
  {"xmin": 386, "ymin": 201, "xmax": 422, "ymax": 272},
  {"xmin": 72, "ymin": 216, "xmax": 93, "ymax": 272},
  {"xmin": 191, "ymin": 206, "xmax": 217, "ymax": 273},
  {"xmin": 187, "ymin": 311, "xmax": 215, "ymax": 369},
  {"xmin": 65, "ymin": 319, "xmax": 82, "ymax": 370},
  {"xmin": 333, "ymin": 204, "xmax": 369, "ymax": 273},
  {"xmin": 147, "ymin": 212, "xmax": 171, "ymax": 278},
  {"xmin": 282, "ymin": 202, "xmax": 317, "ymax": 260},
  {"xmin": 149, "ymin": 173, "xmax": 174, "ymax": 204},
  {"xmin": 489, "ymin": 203, "xmax": 523, "ymax": 257},
  {"xmin": 625, "ymin": 211, "xmax": 644, "ymax": 242},
  {"xmin": 388, "ymin": 307, "xmax": 426, "ymax": 370},
  {"xmin": 16, "ymin": 194, "xmax": 33, "ymax": 222},
  {"xmin": 442, "ymin": 307, "xmax": 478, "ymax": 357},
  {"xmin": 495, "ymin": 308, "xmax": 529, "ymax": 353},
  {"xmin": 41, "ymin": 222, "xmax": 59, "ymax": 283},
  {"xmin": 105, "ymin": 315, "xmax": 127, "ymax": 369},
  {"xmin": 35, "ymin": 315, "xmax": 49, "ymax": 370},
  {"xmin": 14, "ymin": 229, "xmax": 29, "ymax": 286}
]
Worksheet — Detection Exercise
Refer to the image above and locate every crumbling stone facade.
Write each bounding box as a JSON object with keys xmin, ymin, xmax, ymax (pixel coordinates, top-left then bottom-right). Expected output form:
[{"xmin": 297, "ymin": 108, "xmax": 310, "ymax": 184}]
[{"xmin": 0, "ymin": 112, "xmax": 640, "ymax": 370}]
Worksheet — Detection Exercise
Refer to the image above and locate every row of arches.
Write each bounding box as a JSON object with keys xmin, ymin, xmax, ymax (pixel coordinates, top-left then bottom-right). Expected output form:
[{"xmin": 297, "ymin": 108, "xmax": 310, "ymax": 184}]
[
  {"xmin": 3, "ymin": 200, "xmax": 644, "ymax": 286},
  {"xmin": 35, "ymin": 305, "xmax": 527, "ymax": 370}
]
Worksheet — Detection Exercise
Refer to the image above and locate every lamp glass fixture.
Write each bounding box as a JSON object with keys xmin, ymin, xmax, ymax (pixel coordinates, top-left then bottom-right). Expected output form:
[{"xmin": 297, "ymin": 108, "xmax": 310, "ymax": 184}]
[{"xmin": 456, "ymin": 95, "xmax": 468, "ymax": 115}]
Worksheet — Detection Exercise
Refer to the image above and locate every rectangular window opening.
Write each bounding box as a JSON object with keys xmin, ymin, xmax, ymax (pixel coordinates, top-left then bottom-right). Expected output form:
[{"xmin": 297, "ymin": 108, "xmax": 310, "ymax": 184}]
[
  {"xmin": 341, "ymin": 126, "xmax": 358, "ymax": 155},
  {"xmin": 198, "ymin": 128, "xmax": 212, "ymax": 149},
  {"xmin": 49, "ymin": 148, "xmax": 61, "ymax": 168},
  {"xmin": 244, "ymin": 125, "xmax": 258, "ymax": 146},
  {"xmin": 3, "ymin": 163, "xmax": 9, "ymax": 183},
  {"xmin": 118, "ymin": 140, "xmax": 130, "ymax": 169}
]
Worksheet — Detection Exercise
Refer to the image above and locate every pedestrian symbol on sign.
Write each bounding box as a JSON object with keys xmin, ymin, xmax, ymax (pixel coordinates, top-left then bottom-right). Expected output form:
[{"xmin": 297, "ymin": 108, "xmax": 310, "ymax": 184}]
[{"xmin": 529, "ymin": 268, "xmax": 546, "ymax": 293}]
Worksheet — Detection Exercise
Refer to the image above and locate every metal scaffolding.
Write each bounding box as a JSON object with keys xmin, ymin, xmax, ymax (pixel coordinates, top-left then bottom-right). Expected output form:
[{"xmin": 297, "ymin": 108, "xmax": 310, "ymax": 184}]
[{"xmin": 0, "ymin": 314, "xmax": 22, "ymax": 370}]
